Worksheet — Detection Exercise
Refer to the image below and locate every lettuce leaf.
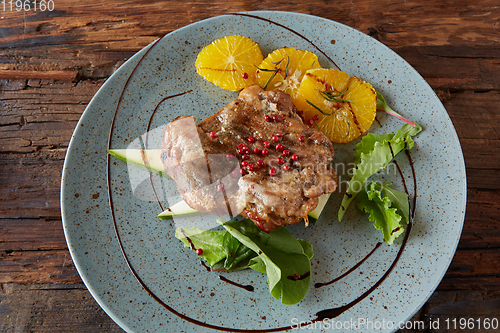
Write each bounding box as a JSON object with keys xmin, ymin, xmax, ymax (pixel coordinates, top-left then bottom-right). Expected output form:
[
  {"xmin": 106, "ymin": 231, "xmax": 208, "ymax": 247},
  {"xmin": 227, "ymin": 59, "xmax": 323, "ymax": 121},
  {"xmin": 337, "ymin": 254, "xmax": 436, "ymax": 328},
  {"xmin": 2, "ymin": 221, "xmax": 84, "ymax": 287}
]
[
  {"xmin": 175, "ymin": 227, "xmax": 228, "ymax": 266},
  {"xmin": 175, "ymin": 219, "xmax": 314, "ymax": 305},
  {"xmin": 175, "ymin": 226, "xmax": 257, "ymax": 270},
  {"xmin": 338, "ymin": 122, "xmax": 422, "ymax": 221},
  {"xmin": 219, "ymin": 219, "xmax": 313, "ymax": 305},
  {"xmin": 356, "ymin": 182, "xmax": 409, "ymax": 244}
]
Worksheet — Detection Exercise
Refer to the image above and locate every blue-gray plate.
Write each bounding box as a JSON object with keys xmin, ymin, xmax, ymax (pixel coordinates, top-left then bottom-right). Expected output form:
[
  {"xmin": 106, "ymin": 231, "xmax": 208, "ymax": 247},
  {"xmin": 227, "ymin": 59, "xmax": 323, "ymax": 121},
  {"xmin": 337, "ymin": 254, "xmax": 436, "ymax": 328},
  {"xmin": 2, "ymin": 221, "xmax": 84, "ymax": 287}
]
[{"xmin": 61, "ymin": 11, "xmax": 466, "ymax": 332}]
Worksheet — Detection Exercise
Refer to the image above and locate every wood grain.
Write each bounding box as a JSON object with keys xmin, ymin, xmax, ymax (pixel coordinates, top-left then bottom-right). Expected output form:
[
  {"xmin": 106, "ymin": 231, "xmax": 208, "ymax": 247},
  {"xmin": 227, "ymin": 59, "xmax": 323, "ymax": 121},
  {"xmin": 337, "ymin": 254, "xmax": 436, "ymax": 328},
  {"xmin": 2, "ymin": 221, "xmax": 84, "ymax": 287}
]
[{"xmin": 1, "ymin": 0, "xmax": 499, "ymax": 331}]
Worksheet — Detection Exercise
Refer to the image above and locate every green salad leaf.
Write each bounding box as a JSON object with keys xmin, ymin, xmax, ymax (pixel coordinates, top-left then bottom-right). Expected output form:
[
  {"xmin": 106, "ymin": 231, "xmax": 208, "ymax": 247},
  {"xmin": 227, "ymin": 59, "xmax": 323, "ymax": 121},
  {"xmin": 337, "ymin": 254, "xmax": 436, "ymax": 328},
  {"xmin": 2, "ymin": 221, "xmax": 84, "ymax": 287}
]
[
  {"xmin": 356, "ymin": 182, "xmax": 409, "ymax": 244},
  {"xmin": 175, "ymin": 226, "xmax": 257, "ymax": 270},
  {"xmin": 175, "ymin": 227, "xmax": 228, "ymax": 266},
  {"xmin": 175, "ymin": 219, "xmax": 314, "ymax": 305},
  {"xmin": 338, "ymin": 122, "xmax": 422, "ymax": 221},
  {"xmin": 219, "ymin": 219, "xmax": 313, "ymax": 305}
]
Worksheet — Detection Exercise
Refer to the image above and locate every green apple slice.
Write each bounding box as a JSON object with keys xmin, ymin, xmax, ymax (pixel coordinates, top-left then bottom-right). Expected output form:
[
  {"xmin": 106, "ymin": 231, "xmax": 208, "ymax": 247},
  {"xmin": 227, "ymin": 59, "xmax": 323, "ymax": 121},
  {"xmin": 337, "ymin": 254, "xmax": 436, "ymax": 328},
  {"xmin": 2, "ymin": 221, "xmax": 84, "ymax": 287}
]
[
  {"xmin": 157, "ymin": 200, "xmax": 200, "ymax": 219},
  {"xmin": 309, "ymin": 193, "xmax": 331, "ymax": 220},
  {"xmin": 109, "ymin": 149, "xmax": 169, "ymax": 178}
]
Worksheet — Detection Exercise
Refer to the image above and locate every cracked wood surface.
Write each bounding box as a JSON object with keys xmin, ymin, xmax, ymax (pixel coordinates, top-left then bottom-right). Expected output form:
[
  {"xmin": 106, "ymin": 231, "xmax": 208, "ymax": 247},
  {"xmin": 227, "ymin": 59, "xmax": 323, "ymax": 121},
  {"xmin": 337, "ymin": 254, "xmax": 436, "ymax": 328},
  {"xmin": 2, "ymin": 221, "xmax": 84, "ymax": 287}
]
[{"xmin": 1, "ymin": 0, "xmax": 499, "ymax": 332}]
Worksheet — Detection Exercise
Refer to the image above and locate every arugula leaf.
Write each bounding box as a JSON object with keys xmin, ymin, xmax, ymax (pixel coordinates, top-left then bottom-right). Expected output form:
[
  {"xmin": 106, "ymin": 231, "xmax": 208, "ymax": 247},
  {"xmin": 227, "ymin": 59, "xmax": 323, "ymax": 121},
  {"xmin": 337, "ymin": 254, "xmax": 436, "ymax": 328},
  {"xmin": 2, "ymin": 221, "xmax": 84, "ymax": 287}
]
[
  {"xmin": 219, "ymin": 219, "xmax": 313, "ymax": 305},
  {"xmin": 175, "ymin": 227, "xmax": 228, "ymax": 266},
  {"xmin": 338, "ymin": 122, "xmax": 422, "ymax": 221},
  {"xmin": 356, "ymin": 182, "xmax": 408, "ymax": 244}
]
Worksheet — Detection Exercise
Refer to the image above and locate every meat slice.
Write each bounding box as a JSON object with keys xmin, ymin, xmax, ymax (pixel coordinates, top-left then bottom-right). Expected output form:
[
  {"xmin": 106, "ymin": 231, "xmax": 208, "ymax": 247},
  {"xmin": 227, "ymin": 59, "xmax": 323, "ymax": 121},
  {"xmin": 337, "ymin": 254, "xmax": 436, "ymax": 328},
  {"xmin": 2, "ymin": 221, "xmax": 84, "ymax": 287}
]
[{"xmin": 162, "ymin": 85, "xmax": 337, "ymax": 233}]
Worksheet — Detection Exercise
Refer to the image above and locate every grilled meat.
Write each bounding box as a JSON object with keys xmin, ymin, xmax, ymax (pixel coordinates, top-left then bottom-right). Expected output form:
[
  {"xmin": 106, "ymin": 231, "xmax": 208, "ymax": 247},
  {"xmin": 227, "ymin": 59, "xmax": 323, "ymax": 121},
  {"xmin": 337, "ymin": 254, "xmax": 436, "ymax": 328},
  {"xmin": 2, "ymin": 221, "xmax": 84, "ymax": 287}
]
[{"xmin": 162, "ymin": 85, "xmax": 337, "ymax": 232}]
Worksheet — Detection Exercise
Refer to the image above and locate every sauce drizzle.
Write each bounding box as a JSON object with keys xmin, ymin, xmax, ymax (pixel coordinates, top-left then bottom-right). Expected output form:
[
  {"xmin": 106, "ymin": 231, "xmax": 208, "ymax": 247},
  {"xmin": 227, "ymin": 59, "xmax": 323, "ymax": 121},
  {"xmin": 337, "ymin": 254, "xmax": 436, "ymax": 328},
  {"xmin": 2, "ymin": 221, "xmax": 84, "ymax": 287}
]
[
  {"xmin": 219, "ymin": 275, "xmax": 255, "ymax": 292},
  {"xmin": 315, "ymin": 242, "xmax": 382, "ymax": 288}
]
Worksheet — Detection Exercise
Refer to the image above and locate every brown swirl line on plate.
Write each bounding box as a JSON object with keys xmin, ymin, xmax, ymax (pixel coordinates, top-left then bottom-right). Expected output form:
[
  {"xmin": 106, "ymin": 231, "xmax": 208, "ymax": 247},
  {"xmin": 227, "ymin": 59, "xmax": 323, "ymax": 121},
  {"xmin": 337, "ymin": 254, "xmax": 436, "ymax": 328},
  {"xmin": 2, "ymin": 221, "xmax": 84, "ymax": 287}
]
[{"xmin": 314, "ymin": 242, "xmax": 383, "ymax": 288}]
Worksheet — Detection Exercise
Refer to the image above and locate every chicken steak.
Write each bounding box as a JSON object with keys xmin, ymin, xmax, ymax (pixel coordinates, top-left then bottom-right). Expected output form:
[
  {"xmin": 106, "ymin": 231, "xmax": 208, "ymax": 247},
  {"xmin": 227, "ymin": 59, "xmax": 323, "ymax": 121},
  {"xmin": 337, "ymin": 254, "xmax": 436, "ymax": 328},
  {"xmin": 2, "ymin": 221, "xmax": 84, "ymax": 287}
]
[{"xmin": 162, "ymin": 85, "xmax": 337, "ymax": 233}]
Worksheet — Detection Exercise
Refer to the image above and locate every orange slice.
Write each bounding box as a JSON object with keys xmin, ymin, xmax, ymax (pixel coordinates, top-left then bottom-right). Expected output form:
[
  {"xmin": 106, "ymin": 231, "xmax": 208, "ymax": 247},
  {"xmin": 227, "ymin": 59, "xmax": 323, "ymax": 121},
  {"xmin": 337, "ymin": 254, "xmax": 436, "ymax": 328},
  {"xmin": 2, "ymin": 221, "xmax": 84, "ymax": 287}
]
[
  {"xmin": 255, "ymin": 47, "xmax": 321, "ymax": 98},
  {"xmin": 294, "ymin": 68, "xmax": 377, "ymax": 143},
  {"xmin": 195, "ymin": 35, "xmax": 263, "ymax": 91}
]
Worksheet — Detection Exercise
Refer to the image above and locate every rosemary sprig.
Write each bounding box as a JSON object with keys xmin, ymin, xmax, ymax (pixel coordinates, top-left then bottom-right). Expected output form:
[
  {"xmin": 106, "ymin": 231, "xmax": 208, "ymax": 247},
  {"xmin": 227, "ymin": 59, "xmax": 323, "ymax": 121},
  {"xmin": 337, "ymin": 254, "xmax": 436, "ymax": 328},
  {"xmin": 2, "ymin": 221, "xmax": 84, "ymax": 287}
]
[
  {"xmin": 255, "ymin": 54, "xmax": 290, "ymax": 89},
  {"xmin": 255, "ymin": 65, "xmax": 279, "ymax": 90},
  {"xmin": 305, "ymin": 99, "xmax": 335, "ymax": 116},
  {"xmin": 283, "ymin": 55, "xmax": 290, "ymax": 80},
  {"xmin": 305, "ymin": 100, "xmax": 351, "ymax": 139},
  {"xmin": 317, "ymin": 87, "xmax": 353, "ymax": 103}
]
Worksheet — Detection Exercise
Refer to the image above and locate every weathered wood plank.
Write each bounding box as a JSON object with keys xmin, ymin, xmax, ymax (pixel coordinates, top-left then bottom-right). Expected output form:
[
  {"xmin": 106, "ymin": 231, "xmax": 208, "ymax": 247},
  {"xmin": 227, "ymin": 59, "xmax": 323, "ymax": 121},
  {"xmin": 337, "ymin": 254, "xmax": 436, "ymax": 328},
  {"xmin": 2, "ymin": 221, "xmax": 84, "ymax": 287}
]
[
  {"xmin": 0, "ymin": 249, "xmax": 80, "ymax": 284},
  {"xmin": 446, "ymin": 248, "xmax": 500, "ymax": 278},
  {"xmin": 403, "ymin": 46, "xmax": 500, "ymax": 91},
  {"xmin": 0, "ymin": 1, "xmax": 498, "ymax": 49},
  {"xmin": 0, "ymin": 218, "xmax": 67, "ymax": 252},
  {"xmin": 0, "ymin": 69, "xmax": 79, "ymax": 81},
  {"xmin": 0, "ymin": 283, "xmax": 124, "ymax": 333},
  {"xmin": 0, "ymin": 159, "xmax": 63, "ymax": 218}
]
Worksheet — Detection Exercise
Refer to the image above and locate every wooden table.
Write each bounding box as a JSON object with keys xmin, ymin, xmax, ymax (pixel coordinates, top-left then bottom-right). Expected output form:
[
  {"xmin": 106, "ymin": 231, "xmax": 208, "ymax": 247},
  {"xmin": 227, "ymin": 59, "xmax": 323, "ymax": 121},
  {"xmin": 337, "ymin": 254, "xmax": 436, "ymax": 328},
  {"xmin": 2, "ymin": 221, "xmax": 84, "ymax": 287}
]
[{"xmin": 1, "ymin": 1, "xmax": 498, "ymax": 331}]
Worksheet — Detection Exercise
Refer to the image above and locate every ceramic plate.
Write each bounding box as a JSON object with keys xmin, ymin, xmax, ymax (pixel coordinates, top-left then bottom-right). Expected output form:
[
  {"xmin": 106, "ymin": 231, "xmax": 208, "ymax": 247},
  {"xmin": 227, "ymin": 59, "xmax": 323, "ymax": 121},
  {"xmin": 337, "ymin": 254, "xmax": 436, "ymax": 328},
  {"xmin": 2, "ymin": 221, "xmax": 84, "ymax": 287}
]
[{"xmin": 61, "ymin": 11, "xmax": 466, "ymax": 332}]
